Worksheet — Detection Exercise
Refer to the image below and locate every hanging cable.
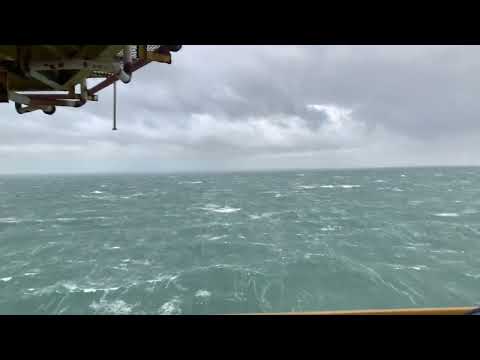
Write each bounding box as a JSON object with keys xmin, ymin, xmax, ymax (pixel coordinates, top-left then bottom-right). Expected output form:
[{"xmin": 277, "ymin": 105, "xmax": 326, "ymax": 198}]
[{"xmin": 112, "ymin": 81, "xmax": 117, "ymax": 131}]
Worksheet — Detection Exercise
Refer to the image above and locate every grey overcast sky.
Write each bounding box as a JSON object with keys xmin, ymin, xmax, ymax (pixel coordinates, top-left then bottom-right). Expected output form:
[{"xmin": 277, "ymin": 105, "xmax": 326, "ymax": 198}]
[{"xmin": 2, "ymin": 45, "xmax": 480, "ymax": 174}]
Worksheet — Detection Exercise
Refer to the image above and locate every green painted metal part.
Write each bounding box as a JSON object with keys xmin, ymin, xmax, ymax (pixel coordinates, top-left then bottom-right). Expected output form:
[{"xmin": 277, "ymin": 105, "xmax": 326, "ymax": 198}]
[{"xmin": 0, "ymin": 45, "xmax": 123, "ymax": 91}]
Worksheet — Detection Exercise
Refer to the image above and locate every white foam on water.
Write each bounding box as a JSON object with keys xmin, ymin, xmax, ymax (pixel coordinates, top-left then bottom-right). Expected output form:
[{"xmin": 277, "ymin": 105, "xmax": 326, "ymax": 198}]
[
  {"xmin": 91, "ymin": 190, "xmax": 104, "ymax": 194},
  {"xmin": 392, "ymin": 187, "xmax": 404, "ymax": 192},
  {"xmin": 298, "ymin": 185, "xmax": 317, "ymax": 190},
  {"xmin": 147, "ymin": 274, "xmax": 179, "ymax": 287},
  {"xmin": 179, "ymin": 181, "xmax": 203, "ymax": 184},
  {"xmin": 208, "ymin": 235, "xmax": 228, "ymax": 241},
  {"xmin": 201, "ymin": 205, "xmax": 241, "ymax": 214},
  {"xmin": 374, "ymin": 179, "xmax": 386, "ymax": 183},
  {"xmin": 465, "ymin": 273, "xmax": 480, "ymax": 279},
  {"xmin": 248, "ymin": 212, "xmax": 274, "ymax": 220},
  {"xmin": 401, "ymin": 174, "xmax": 407, "ymax": 177},
  {"xmin": 62, "ymin": 282, "xmax": 79, "ymax": 292},
  {"xmin": 0, "ymin": 217, "xmax": 20, "ymax": 224},
  {"xmin": 408, "ymin": 200, "xmax": 424, "ymax": 206},
  {"xmin": 320, "ymin": 225, "xmax": 337, "ymax": 231},
  {"xmin": 112, "ymin": 266, "xmax": 128, "ymax": 271},
  {"xmin": 391, "ymin": 264, "xmax": 415, "ymax": 271},
  {"xmin": 158, "ymin": 297, "xmax": 182, "ymax": 315},
  {"xmin": 1, "ymin": 277, "xmax": 12, "ymax": 282},
  {"xmin": 85, "ymin": 216, "xmax": 109, "ymax": 220},
  {"xmin": 213, "ymin": 207, "xmax": 241, "ymax": 214},
  {"xmin": 274, "ymin": 193, "xmax": 282, "ymax": 198},
  {"xmin": 24, "ymin": 272, "xmax": 38, "ymax": 277},
  {"xmin": 434, "ymin": 213, "xmax": 459, "ymax": 217},
  {"xmin": 90, "ymin": 299, "xmax": 133, "ymax": 315},
  {"xmin": 410, "ymin": 265, "xmax": 428, "ymax": 271},
  {"xmin": 431, "ymin": 249, "xmax": 460, "ymax": 254},
  {"xmin": 319, "ymin": 184, "xmax": 360, "ymax": 189},
  {"xmin": 82, "ymin": 287, "xmax": 119, "ymax": 293},
  {"xmin": 195, "ymin": 289, "xmax": 211, "ymax": 298},
  {"xmin": 132, "ymin": 259, "xmax": 151, "ymax": 266},
  {"xmin": 56, "ymin": 217, "xmax": 77, "ymax": 222},
  {"xmin": 106, "ymin": 246, "xmax": 121, "ymax": 250}
]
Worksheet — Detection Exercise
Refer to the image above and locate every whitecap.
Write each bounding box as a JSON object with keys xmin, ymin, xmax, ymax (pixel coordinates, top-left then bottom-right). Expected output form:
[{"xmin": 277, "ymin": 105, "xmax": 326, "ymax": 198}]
[
  {"xmin": 392, "ymin": 188, "xmax": 404, "ymax": 192},
  {"xmin": 24, "ymin": 272, "xmax": 38, "ymax": 277},
  {"xmin": 147, "ymin": 274, "xmax": 179, "ymax": 286},
  {"xmin": 85, "ymin": 216, "xmax": 109, "ymax": 220},
  {"xmin": 62, "ymin": 282, "xmax": 79, "ymax": 292},
  {"xmin": 465, "ymin": 273, "xmax": 480, "ymax": 279},
  {"xmin": 56, "ymin": 217, "xmax": 77, "ymax": 222},
  {"xmin": 374, "ymin": 179, "xmax": 386, "ymax": 183},
  {"xmin": 82, "ymin": 287, "xmax": 119, "ymax": 293},
  {"xmin": 90, "ymin": 299, "xmax": 133, "ymax": 315},
  {"xmin": 320, "ymin": 226, "xmax": 337, "ymax": 231},
  {"xmin": 391, "ymin": 264, "xmax": 426, "ymax": 271},
  {"xmin": 1, "ymin": 277, "xmax": 12, "ymax": 282},
  {"xmin": 91, "ymin": 190, "xmax": 104, "ymax": 194},
  {"xmin": 434, "ymin": 213, "xmax": 459, "ymax": 217},
  {"xmin": 248, "ymin": 212, "xmax": 273, "ymax": 220},
  {"xmin": 179, "ymin": 181, "xmax": 203, "ymax": 185},
  {"xmin": 401, "ymin": 174, "xmax": 407, "ymax": 177},
  {"xmin": 208, "ymin": 235, "xmax": 228, "ymax": 241},
  {"xmin": 0, "ymin": 217, "xmax": 20, "ymax": 224},
  {"xmin": 274, "ymin": 193, "xmax": 282, "ymax": 198},
  {"xmin": 201, "ymin": 205, "xmax": 241, "ymax": 214},
  {"xmin": 431, "ymin": 249, "xmax": 459, "ymax": 254},
  {"xmin": 319, "ymin": 184, "xmax": 360, "ymax": 189},
  {"xmin": 159, "ymin": 297, "xmax": 182, "ymax": 315},
  {"xmin": 410, "ymin": 265, "xmax": 428, "ymax": 271},
  {"xmin": 298, "ymin": 185, "xmax": 317, "ymax": 190},
  {"xmin": 195, "ymin": 289, "xmax": 211, "ymax": 298}
]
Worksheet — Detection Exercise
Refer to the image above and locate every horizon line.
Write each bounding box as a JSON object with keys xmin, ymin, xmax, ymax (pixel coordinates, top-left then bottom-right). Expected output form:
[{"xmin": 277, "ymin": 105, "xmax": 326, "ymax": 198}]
[{"xmin": 1, "ymin": 164, "xmax": 479, "ymax": 176}]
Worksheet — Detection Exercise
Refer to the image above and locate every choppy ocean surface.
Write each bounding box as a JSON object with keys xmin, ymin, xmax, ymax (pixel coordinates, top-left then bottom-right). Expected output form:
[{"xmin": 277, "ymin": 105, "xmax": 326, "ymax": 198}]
[{"xmin": 1, "ymin": 167, "xmax": 480, "ymax": 314}]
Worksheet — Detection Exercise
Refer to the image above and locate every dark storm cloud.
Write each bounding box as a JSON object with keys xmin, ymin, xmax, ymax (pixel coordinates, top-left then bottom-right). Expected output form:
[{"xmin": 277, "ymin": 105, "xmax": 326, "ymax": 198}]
[{"xmin": 2, "ymin": 45, "xmax": 480, "ymax": 173}]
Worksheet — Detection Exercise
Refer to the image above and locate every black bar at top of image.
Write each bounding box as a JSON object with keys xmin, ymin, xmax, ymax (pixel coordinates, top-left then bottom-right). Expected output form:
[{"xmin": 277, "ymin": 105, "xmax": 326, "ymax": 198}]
[{"xmin": 1, "ymin": 5, "xmax": 480, "ymax": 44}]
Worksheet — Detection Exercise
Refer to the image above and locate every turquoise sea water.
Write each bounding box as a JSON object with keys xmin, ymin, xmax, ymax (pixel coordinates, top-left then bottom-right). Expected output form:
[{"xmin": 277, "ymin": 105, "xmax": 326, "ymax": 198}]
[{"xmin": 1, "ymin": 167, "xmax": 479, "ymax": 314}]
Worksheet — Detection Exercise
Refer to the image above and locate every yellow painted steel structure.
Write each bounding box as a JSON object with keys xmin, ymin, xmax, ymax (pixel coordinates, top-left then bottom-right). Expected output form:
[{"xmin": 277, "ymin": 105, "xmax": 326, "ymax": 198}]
[{"xmin": 251, "ymin": 306, "xmax": 475, "ymax": 315}]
